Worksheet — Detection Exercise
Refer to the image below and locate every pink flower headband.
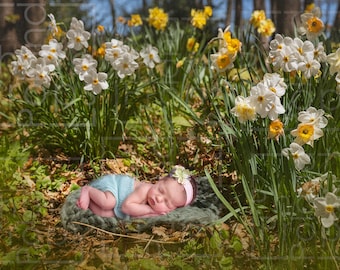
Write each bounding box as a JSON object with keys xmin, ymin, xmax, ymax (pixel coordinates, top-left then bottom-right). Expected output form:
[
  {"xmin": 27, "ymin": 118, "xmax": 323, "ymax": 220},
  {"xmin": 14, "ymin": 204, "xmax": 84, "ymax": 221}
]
[{"xmin": 170, "ymin": 165, "xmax": 194, "ymax": 206}]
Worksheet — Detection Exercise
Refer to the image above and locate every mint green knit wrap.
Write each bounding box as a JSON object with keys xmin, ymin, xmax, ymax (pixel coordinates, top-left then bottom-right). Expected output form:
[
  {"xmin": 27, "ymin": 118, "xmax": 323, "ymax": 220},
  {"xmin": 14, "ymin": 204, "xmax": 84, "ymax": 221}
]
[{"xmin": 61, "ymin": 177, "xmax": 221, "ymax": 233}]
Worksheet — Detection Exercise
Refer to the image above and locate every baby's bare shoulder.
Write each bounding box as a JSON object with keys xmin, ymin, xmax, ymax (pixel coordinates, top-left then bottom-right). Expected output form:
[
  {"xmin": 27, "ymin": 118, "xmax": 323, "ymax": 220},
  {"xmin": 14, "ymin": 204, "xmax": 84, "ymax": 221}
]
[{"xmin": 134, "ymin": 181, "xmax": 153, "ymax": 191}]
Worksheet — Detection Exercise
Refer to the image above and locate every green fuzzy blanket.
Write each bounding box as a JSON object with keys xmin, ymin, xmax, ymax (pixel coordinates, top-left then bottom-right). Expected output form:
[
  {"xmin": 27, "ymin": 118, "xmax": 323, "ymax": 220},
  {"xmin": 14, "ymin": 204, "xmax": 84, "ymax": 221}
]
[{"xmin": 61, "ymin": 177, "xmax": 222, "ymax": 233}]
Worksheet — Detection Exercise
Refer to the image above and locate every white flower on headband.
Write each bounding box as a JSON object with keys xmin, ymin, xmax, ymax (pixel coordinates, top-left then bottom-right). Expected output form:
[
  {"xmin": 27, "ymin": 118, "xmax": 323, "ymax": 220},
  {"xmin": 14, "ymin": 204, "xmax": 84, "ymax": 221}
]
[{"xmin": 171, "ymin": 165, "xmax": 191, "ymax": 185}]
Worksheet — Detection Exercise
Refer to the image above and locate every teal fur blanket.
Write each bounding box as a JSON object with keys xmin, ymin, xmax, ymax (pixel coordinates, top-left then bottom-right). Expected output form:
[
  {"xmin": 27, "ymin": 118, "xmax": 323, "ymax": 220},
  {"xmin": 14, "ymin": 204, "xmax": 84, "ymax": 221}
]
[{"xmin": 61, "ymin": 177, "xmax": 221, "ymax": 233}]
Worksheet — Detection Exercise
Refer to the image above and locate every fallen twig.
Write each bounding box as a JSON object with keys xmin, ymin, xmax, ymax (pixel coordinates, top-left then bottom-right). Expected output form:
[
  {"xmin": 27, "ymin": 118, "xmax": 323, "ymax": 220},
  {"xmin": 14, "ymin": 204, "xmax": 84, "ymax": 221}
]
[{"xmin": 72, "ymin": 221, "xmax": 182, "ymax": 244}]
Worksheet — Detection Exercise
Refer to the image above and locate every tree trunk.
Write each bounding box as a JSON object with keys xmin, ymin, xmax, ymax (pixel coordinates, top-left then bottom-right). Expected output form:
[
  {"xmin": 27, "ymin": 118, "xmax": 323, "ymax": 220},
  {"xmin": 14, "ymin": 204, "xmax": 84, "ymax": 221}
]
[
  {"xmin": 253, "ymin": 0, "xmax": 268, "ymax": 49},
  {"xmin": 142, "ymin": 0, "xmax": 148, "ymax": 14},
  {"xmin": 272, "ymin": 0, "xmax": 301, "ymax": 36},
  {"xmin": 331, "ymin": 0, "xmax": 340, "ymax": 41},
  {"xmin": 253, "ymin": 0, "xmax": 265, "ymax": 10},
  {"xmin": 0, "ymin": 0, "xmax": 21, "ymax": 59},
  {"xmin": 0, "ymin": 0, "xmax": 45, "ymax": 60},
  {"xmin": 195, "ymin": 0, "xmax": 203, "ymax": 8},
  {"xmin": 234, "ymin": 0, "xmax": 243, "ymax": 30},
  {"xmin": 19, "ymin": 0, "xmax": 46, "ymax": 52},
  {"xmin": 270, "ymin": 0, "xmax": 278, "ymax": 30},
  {"xmin": 333, "ymin": 0, "xmax": 340, "ymax": 28},
  {"xmin": 225, "ymin": 0, "xmax": 233, "ymax": 26},
  {"xmin": 108, "ymin": 0, "xmax": 116, "ymax": 34},
  {"xmin": 303, "ymin": 0, "xmax": 314, "ymax": 10}
]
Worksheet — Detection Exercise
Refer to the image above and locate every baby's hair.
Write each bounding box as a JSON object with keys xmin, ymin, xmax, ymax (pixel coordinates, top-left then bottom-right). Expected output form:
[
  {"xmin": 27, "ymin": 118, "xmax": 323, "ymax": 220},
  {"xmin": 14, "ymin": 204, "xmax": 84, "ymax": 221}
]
[{"xmin": 187, "ymin": 176, "xmax": 197, "ymax": 204}]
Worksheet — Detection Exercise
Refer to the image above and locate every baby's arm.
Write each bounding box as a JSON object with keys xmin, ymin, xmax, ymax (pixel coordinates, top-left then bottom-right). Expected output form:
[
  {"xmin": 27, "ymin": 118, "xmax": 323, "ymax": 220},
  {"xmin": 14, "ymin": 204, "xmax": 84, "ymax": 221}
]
[{"xmin": 121, "ymin": 184, "xmax": 161, "ymax": 217}]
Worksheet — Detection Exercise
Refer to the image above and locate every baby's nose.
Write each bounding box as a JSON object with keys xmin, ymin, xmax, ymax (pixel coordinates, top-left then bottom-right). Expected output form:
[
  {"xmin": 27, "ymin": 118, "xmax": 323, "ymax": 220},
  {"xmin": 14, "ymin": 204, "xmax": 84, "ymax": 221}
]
[{"xmin": 156, "ymin": 195, "xmax": 163, "ymax": 203}]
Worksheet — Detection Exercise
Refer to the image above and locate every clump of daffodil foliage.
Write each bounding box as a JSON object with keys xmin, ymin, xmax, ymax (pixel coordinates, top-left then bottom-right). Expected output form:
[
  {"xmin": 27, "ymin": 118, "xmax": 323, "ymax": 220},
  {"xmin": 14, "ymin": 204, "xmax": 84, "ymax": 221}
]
[{"xmin": 9, "ymin": 3, "xmax": 340, "ymax": 268}]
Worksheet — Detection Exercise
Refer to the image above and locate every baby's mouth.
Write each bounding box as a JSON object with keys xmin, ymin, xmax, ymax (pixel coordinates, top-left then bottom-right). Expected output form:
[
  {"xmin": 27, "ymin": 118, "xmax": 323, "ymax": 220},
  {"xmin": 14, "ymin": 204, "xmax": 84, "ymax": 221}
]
[{"xmin": 148, "ymin": 198, "xmax": 155, "ymax": 206}]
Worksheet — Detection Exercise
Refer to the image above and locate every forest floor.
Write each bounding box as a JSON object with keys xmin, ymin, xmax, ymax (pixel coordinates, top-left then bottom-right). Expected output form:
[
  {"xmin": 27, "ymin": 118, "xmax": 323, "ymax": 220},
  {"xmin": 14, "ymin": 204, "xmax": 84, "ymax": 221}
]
[{"xmin": 11, "ymin": 146, "xmax": 251, "ymax": 269}]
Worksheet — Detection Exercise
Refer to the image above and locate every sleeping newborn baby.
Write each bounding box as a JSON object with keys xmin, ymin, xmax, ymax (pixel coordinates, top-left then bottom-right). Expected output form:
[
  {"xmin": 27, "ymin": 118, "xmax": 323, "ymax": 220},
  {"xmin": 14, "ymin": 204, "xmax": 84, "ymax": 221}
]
[{"xmin": 76, "ymin": 165, "xmax": 197, "ymax": 219}]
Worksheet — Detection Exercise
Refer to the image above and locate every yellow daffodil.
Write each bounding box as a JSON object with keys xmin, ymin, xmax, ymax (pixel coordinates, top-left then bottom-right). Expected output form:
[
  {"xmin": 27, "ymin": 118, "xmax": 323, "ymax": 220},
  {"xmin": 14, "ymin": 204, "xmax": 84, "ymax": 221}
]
[
  {"xmin": 46, "ymin": 25, "xmax": 64, "ymax": 42},
  {"xmin": 204, "ymin": 6, "xmax": 213, "ymax": 17},
  {"xmin": 218, "ymin": 28, "xmax": 242, "ymax": 54},
  {"xmin": 117, "ymin": 16, "xmax": 126, "ymax": 24},
  {"xmin": 250, "ymin": 10, "xmax": 266, "ymax": 28},
  {"xmin": 268, "ymin": 119, "xmax": 284, "ymax": 141},
  {"xmin": 258, "ymin": 19, "xmax": 276, "ymax": 37},
  {"xmin": 186, "ymin": 37, "xmax": 199, "ymax": 52},
  {"xmin": 191, "ymin": 9, "xmax": 207, "ymax": 29},
  {"xmin": 148, "ymin": 7, "xmax": 168, "ymax": 31},
  {"xmin": 227, "ymin": 37, "xmax": 242, "ymax": 54},
  {"xmin": 128, "ymin": 14, "xmax": 143, "ymax": 27},
  {"xmin": 97, "ymin": 25, "xmax": 105, "ymax": 33},
  {"xmin": 305, "ymin": 3, "xmax": 315, "ymax": 13},
  {"xmin": 227, "ymin": 68, "xmax": 251, "ymax": 82},
  {"xmin": 176, "ymin": 58, "xmax": 185, "ymax": 68},
  {"xmin": 97, "ymin": 44, "xmax": 106, "ymax": 57}
]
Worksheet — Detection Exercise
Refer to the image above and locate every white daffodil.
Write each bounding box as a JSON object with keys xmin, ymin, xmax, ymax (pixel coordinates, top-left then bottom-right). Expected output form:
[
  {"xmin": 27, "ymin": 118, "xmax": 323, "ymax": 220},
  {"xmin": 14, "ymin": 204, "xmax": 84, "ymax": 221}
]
[
  {"xmin": 297, "ymin": 53, "xmax": 321, "ymax": 79},
  {"xmin": 313, "ymin": 192, "xmax": 340, "ymax": 228},
  {"xmin": 292, "ymin": 38, "xmax": 314, "ymax": 61},
  {"xmin": 171, "ymin": 165, "xmax": 191, "ymax": 185},
  {"xmin": 297, "ymin": 178, "xmax": 321, "ymax": 202},
  {"xmin": 269, "ymin": 34, "xmax": 293, "ymax": 53},
  {"xmin": 14, "ymin": 45, "xmax": 36, "ymax": 62},
  {"xmin": 262, "ymin": 72, "xmax": 287, "ymax": 98},
  {"xmin": 47, "ymin": 14, "xmax": 58, "ymax": 36},
  {"xmin": 313, "ymin": 42, "xmax": 327, "ymax": 63},
  {"xmin": 279, "ymin": 46, "xmax": 298, "ymax": 72},
  {"xmin": 26, "ymin": 57, "xmax": 55, "ymax": 87},
  {"xmin": 297, "ymin": 107, "xmax": 328, "ymax": 128},
  {"xmin": 104, "ymin": 38, "xmax": 124, "ymax": 50},
  {"xmin": 11, "ymin": 46, "xmax": 37, "ymax": 78},
  {"xmin": 267, "ymin": 96, "xmax": 285, "ymax": 121},
  {"xmin": 140, "ymin": 44, "xmax": 161, "ymax": 69},
  {"xmin": 249, "ymin": 82, "xmax": 277, "ymax": 118},
  {"xmin": 112, "ymin": 52, "xmax": 139, "ymax": 78},
  {"xmin": 298, "ymin": 173, "xmax": 337, "ymax": 203},
  {"xmin": 83, "ymin": 70, "xmax": 109, "ymax": 95},
  {"xmin": 290, "ymin": 122, "xmax": 324, "ymax": 147},
  {"xmin": 336, "ymin": 73, "xmax": 340, "ymax": 95},
  {"xmin": 326, "ymin": 48, "xmax": 340, "ymax": 75},
  {"xmin": 128, "ymin": 46, "xmax": 140, "ymax": 60},
  {"xmin": 39, "ymin": 38, "xmax": 65, "ymax": 65},
  {"xmin": 66, "ymin": 17, "xmax": 91, "ymax": 51},
  {"xmin": 210, "ymin": 47, "xmax": 236, "ymax": 72},
  {"xmin": 217, "ymin": 26, "xmax": 231, "ymax": 49},
  {"xmin": 230, "ymin": 95, "xmax": 257, "ymax": 123},
  {"xmin": 11, "ymin": 58, "xmax": 28, "ymax": 79},
  {"xmin": 282, "ymin": 142, "xmax": 311, "ymax": 171},
  {"xmin": 268, "ymin": 34, "xmax": 293, "ymax": 70},
  {"xmin": 105, "ymin": 46, "xmax": 126, "ymax": 65},
  {"xmin": 298, "ymin": 7, "xmax": 325, "ymax": 41},
  {"xmin": 73, "ymin": 54, "xmax": 98, "ymax": 81}
]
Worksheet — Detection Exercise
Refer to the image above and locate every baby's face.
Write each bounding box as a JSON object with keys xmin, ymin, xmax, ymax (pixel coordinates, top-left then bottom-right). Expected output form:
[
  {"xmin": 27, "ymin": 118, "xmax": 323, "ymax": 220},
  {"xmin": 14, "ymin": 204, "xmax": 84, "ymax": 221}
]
[{"xmin": 146, "ymin": 178, "xmax": 186, "ymax": 214}]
